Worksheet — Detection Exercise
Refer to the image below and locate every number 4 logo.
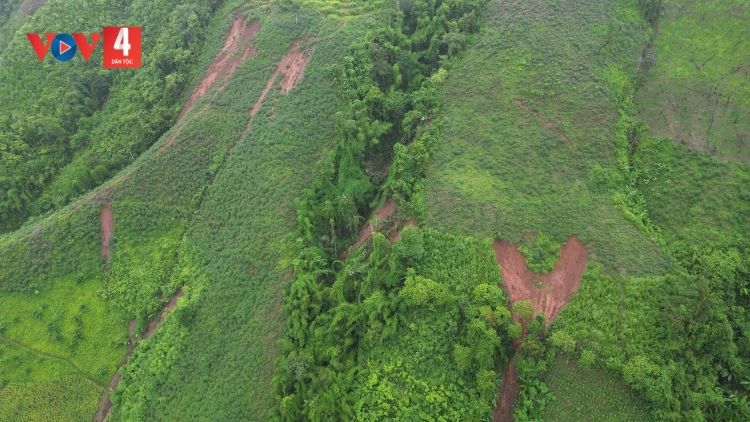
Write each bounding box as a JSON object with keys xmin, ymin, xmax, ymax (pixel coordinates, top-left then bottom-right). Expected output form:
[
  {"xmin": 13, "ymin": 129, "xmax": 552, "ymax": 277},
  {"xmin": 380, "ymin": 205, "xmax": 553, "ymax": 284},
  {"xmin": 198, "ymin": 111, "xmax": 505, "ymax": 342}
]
[{"xmin": 103, "ymin": 26, "xmax": 141, "ymax": 68}]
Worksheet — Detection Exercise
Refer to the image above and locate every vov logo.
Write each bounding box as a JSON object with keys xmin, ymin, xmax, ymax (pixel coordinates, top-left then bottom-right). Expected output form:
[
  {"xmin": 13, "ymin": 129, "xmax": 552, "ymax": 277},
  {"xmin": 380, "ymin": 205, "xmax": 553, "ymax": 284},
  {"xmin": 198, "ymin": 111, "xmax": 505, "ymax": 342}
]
[{"xmin": 26, "ymin": 26, "xmax": 141, "ymax": 68}]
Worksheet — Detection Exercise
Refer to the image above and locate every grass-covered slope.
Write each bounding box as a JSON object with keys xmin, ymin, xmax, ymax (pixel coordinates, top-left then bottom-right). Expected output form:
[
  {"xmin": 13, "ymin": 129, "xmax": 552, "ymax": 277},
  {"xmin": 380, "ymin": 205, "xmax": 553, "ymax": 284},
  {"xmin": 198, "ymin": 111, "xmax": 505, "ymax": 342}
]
[
  {"xmin": 634, "ymin": 0, "xmax": 750, "ymax": 160},
  {"xmin": 633, "ymin": 135, "xmax": 750, "ymax": 243},
  {"xmin": 109, "ymin": 9, "xmax": 374, "ymax": 421},
  {"xmin": 423, "ymin": 0, "xmax": 669, "ymax": 276},
  {"xmin": 0, "ymin": 1, "xmax": 265, "ymax": 418},
  {"xmin": 420, "ymin": 0, "xmax": 750, "ymax": 420}
]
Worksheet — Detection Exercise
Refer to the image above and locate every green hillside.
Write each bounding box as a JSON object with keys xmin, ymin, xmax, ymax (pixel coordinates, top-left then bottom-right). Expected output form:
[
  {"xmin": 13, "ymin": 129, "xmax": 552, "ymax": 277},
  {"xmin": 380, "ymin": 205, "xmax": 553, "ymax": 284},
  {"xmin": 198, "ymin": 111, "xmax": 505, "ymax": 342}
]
[
  {"xmin": 0, "ymin": 0, "xmax": 749, "ymax": 420},
  {"xmin": 423, "ymin": 0, "xmax": 668, "ymax": 276},
  {"xmin": 634, "ymin": 0, "xmax": 750, "ymax": 160}
]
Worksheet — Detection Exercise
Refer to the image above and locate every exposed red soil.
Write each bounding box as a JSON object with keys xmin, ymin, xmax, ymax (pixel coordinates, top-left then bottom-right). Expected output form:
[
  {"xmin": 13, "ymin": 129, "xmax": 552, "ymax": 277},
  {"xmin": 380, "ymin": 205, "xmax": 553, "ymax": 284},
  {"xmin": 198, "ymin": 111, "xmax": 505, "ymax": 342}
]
[
  {"xmin": 492, "ymin": 236, "xmax": 588, "ymax": 422},
  {"xmin": 389, "ymin": 219, "xmax": 416, "ymax": 243},
  {"xmin": 243, "ymin": 39, "xmax": 313, "ymax": 136},
  {"xmin": 142, "ymin": 289, "xmax": 184, "ymax": 340},
  {"xmin": 279, "ymin": 42, "xmax": 311, "ymax": 93},
  {"xmin": 340, "ymin": 200, "xmax": 396, "ymax": 259},
  {"xmin": 512, "ymin": 98, "xmax": 571, "ymax": 143},
  {"xmin": 494, "ymin": 236, "xmax": 587, "ymax": 327},
  {"xmin": 99, "ymin": 203, "xmax": 113, "ymax": 270},
  {"xmin": 494, "ymin": 362, "xmax": 520, "ymax": 422},
  {"xmin": 155, "ymin": 17, "xmax": 261, "ymax": 156},
  {"xmin": 178, "ymin": 17, "xmax": 260, "ymax": 121},
  {"xmin": 93, "ymin": 288, "xmax": 185, "ymax": 422},
  {"xmin": 155, "ymin": 134, "xmax": 177, "ymax": 155}
]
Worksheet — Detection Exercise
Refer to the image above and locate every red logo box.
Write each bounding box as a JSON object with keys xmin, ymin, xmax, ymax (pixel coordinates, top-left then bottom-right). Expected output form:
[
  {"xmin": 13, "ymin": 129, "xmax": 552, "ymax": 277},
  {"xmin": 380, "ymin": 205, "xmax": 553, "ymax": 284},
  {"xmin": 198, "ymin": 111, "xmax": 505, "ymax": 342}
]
[{"xmin": 103, "ymin": 26, "xmax": 141, "ymax": 68}]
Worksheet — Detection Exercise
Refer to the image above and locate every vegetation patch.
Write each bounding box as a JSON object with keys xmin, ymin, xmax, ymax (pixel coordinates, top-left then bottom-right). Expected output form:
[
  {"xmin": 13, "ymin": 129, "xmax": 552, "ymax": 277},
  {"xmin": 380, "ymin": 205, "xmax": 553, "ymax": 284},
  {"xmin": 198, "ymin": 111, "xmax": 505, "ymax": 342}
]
[
  {"xmin": 0, "ymin": 376, "xmax": 101, "ymax": 422},
  {"xmin": 634, "ymin": 0, "xmax": 750, "ymax": 160},
  {"xmin": 516, "ymin": 232, "xmax": 561, "ymax": 274},
  {"xmin": 541, "ymin": 356, "xmax": 651, "ymax": 422}
]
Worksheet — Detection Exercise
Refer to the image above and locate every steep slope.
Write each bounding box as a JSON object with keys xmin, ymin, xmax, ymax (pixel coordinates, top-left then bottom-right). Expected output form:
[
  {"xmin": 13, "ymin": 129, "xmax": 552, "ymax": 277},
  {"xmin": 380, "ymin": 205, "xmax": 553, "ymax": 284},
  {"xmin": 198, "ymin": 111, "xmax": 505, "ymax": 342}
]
[
  {"xmin": 634, "ymin": 0, "xmax": 750, "ymax": 160},
  {"xmin": 0, "ymin": 1, "xmax": 261, "ymax": 418},
  {"xmin": 108, "ymin": 9, "xmax": 373, "ymax": 421},
  {"xmin": 423, "ymin": 0, "xmax": 668, "ymax": 276},
  {"xmin": 418, "ymin": 1, "xmax": 750, "ymax": 420},
  {"xmin": 0, "ymin": 0, "xmax": 224, "ymax": 233}
]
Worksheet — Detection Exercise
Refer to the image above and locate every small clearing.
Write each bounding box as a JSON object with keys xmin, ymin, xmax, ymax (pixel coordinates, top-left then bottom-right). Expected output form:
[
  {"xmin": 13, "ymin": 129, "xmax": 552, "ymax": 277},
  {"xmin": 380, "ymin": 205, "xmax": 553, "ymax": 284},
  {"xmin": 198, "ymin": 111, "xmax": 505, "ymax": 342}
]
[
  {"xmin": 93, "ymin": 288, "xmax": 185, "ymax": 422},
  {"xmin": 492, "ymin": 236, "xmax": 588, "ymax": 422},
  {"xmin": 243, "ymin": 39, "xmax": 313, "ymax": 135},
  {"xmin": 100, "ymin": 203, "xmax": 113, "ymax": 270},
  {"xmin": 512, "ymin": 98, "xmax": 571, "ymax": 143}
]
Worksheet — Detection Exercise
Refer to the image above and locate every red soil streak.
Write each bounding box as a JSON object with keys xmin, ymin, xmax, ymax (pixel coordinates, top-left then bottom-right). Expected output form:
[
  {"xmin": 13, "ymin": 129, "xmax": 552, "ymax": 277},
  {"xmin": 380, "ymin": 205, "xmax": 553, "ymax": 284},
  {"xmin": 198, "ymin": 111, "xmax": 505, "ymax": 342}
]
[
  {"xmin": 142, "ymin": 289, "xmax": 185, "ymax": 340},
  {"xmin": 155, "ymin": 134, "xmax": 177, "ymax": 155},
  {"xmin": 494, "ymin": 362, "xmax": 520, "ymax": 422},
  {"xmin": 492, "ymin": 237, "xmax": 588, "ymax": 421},
  {"xmin": 157, "ymin": 17, "xmax": 260, "ymax": 156},
  {"xmin": 494, "ymin": 236, "xmax": 587, "ymax": 327},
  {"xmin": 100, "ymin": 203, "xmax": 113, "ymax": 270},
  {"xmin": 389, "ymin": 219, "xmax": 417, "ymax": 243},
  {"xmin": 340, "ymin": 200, "xmax": 396, "ymax": 259},
  {"xmin": 512, "ymin": 98, "xmax": 571, "ymax": 143},
  {"xmin": 178, "ymin": 17, "xmax": 260, "ymax": 121},
  {"xmin": 93, "ymin": 289, "xmax": 185, "ymax": 422},
  {"xmin": 243, "ymin": 39, "xmax": 313, "ymax": 136},
  {"xmin": 279, "ymin": 43, "xmax": 311, "ymax": 93}
]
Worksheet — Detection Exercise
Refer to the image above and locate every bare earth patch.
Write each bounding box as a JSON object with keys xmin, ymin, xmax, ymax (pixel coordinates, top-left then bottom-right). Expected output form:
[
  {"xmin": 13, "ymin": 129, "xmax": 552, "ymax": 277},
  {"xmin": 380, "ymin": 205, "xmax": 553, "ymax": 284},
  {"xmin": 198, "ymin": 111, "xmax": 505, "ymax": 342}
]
[
  {"xmin": 492, "ymin": 236, "xmax": 588, "ymax": 422},
  {"xmin": 142, "ymin": 289, "xmax": 185, "ymax": 340},
  {"xmin": 99, "ymin": 203, "xmax": 113, "ymax": 270},
  {"xmin": 157, "ymin": 17, "xmax": 261, "ymax": 155},
  {"xmin": 494, "ymin": 236, "xmax": 587, "ymax": 326},
  {"xmin": 493, "ymin": 362, "xmax": 520, "ymax": 422}
]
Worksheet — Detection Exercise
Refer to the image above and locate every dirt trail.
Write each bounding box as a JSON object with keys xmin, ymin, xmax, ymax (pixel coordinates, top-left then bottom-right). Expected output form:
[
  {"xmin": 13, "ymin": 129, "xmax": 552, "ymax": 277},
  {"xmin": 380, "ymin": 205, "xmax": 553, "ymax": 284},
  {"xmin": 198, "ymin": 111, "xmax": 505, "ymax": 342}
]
[
  {"xmin": 142, "ymin": 289, "xmax": 184, "ymax": 340},
  {"xmin": 494, "ymin": 362, "xmax": 520, "ymax": 422},
  {"xmin": 243, "ymin": 39, "xmax": 313, "ymax": 136},
  {"xmin": 512, "ymin": 98, "xmax": 571, "ymax": 143},
  {"xmin": 93, "ymin": 289, "xmax": 185, "ymax": 422},
  {"xmin": 492, "ymin": 236, "xmax": 588, "ymax": 422},
  {"xmin": 100, "ymin": 203, "xmax": 113, "ymax": 270}
]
